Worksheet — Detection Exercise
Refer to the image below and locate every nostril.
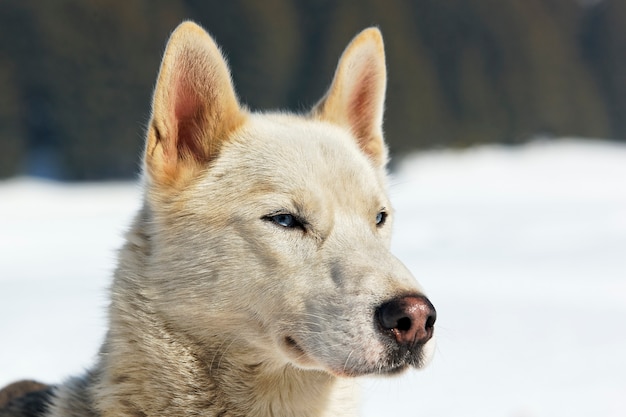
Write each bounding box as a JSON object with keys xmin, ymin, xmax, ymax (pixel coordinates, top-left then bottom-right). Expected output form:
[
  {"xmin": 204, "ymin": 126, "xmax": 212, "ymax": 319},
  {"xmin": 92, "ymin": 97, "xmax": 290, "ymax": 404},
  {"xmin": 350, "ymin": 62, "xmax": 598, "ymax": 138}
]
[
  {"xmin": 396, "ymin": 316, "xmax": 412, "ymax": 332},
  {"xmin": 377, "ymin": 300, "xmax": 407, "ymax": 331},
  {"xmin": 426, "ymin": 310, "xmax": 436, "ymax": 330}
]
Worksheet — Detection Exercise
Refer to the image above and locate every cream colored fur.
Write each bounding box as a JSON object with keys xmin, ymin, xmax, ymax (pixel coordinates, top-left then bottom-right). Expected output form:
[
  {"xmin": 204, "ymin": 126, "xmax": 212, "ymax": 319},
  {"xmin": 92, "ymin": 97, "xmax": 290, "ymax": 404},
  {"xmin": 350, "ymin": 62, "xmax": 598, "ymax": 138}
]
[{"xmin": 39, "ymin": 21, "xmax": 434, "ymax": 417}]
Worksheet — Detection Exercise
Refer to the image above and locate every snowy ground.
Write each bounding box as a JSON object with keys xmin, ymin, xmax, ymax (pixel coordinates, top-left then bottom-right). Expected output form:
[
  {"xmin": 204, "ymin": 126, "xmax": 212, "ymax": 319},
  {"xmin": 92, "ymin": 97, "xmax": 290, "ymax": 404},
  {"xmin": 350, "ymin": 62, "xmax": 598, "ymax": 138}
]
[{"xmin": 1, "ymin": 139, "xmax": 625, "ymax": 417}]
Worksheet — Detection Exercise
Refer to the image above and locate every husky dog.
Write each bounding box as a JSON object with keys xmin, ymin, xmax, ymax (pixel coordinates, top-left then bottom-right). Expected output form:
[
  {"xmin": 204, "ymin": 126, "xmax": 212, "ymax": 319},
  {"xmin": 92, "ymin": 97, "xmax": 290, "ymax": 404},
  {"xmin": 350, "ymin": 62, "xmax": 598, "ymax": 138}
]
[{"xmin": 0, "ymin": 21, "xmax": 436, "ymax": 417}]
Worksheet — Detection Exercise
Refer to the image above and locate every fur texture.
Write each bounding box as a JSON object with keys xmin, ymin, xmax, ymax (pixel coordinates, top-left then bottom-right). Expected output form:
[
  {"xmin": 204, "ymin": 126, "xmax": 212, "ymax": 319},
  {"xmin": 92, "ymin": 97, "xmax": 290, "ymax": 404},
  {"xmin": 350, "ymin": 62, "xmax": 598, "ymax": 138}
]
[{"xmin": 1, "ymin": 21, "xmax": 435, "ymax": 417}]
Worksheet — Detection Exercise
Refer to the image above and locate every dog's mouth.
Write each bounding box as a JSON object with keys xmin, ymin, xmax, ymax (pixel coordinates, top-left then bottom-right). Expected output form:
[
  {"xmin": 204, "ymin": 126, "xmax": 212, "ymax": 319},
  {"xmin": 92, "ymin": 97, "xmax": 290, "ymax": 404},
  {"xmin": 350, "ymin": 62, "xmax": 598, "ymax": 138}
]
[
  {"xmin": 284, "ymin": 336, "xmax": 305, "ymax": 355},
  {"xmin": 282, "ymin": 336, "xmax": 318, "ymax": 367},
  {"xmin": 281, "ymin": 335, "xmax": 431, "ymax": 377},
  {"xmin": 283, "ymin": 335, "xmax": 354, "ymax": 376},
  {"xmin": 378, "ymin": 344, "xmax": 429, "ymax": 374}
]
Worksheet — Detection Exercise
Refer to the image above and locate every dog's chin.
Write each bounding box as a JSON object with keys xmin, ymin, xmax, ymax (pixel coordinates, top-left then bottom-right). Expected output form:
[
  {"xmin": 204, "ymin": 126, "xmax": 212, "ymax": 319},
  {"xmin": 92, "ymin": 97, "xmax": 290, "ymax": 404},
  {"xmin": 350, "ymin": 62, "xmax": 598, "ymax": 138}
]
[{"xmin": 281, "ymin": 336, "xmax": 436, "ymax": 378}]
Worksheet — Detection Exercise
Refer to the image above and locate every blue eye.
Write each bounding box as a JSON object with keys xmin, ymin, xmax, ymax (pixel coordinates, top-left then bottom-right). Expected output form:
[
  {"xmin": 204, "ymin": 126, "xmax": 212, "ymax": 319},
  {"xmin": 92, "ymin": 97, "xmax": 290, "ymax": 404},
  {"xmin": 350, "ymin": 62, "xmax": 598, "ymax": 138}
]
[
  {"xmin": 376, "ymin": 211, "xmax": 387, "ymax": 227},
  {"xmin": 267, "ymin": 213, "xmax": 303, "ymax": 229}
]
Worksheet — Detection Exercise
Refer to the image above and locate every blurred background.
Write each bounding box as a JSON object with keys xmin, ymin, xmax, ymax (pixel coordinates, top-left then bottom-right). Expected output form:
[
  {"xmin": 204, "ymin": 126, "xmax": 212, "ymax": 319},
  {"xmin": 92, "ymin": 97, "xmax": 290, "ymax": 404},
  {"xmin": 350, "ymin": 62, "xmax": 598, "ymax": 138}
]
[{"xmin": 1, "ymin": 0, "xmax": 625, "ymax": 180}]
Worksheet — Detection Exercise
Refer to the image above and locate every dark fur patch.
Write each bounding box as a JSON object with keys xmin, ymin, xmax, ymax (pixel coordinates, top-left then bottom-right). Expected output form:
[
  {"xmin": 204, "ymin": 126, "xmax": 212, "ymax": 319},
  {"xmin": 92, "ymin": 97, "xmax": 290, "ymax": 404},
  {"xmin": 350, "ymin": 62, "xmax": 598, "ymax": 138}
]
[{"xmin": 0, "ymin": 384, "xmax": 54, "ymax": 417}]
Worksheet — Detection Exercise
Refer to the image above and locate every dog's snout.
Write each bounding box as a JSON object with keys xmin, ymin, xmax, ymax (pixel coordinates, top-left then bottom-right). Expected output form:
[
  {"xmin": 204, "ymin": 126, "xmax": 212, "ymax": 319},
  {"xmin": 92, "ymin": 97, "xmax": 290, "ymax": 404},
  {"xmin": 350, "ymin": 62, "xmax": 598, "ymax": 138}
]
[{"xmin": 376, "ymin": 295, "xmax": 436, "ymax": 346}]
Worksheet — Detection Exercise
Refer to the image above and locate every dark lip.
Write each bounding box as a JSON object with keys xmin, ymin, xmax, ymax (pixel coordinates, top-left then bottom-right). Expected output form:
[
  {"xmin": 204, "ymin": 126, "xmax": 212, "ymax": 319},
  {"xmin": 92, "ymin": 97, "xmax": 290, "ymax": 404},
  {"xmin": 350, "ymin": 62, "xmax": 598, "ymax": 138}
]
[
  {"xmin": 331, "ymin": 361, "xmax": 412, "ymax": 378},
  {"xmin": 284, "ymin": 336, "xmax": 312, "ymax": 362},
  {"xmin": 284, "ymin": 336, "xmax": 305, "ymax": 354}
]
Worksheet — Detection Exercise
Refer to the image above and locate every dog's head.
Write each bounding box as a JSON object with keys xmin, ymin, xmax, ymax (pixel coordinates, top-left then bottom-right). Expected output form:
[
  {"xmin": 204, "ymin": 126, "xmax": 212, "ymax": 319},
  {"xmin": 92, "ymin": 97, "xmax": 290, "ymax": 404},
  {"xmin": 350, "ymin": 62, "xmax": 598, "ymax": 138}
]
[{"xmin": 140, "ymin": 21, "xmax": 435, "ymax": 377}]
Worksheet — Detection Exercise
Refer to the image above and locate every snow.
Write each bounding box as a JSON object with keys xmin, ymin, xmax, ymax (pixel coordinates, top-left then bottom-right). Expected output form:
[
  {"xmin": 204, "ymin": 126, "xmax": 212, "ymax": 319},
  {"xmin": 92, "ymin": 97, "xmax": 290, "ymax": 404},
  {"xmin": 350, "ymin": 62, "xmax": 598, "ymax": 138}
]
[{"xmin": 1, "ymin": 139, "xmax": 625, "ymax": 416}]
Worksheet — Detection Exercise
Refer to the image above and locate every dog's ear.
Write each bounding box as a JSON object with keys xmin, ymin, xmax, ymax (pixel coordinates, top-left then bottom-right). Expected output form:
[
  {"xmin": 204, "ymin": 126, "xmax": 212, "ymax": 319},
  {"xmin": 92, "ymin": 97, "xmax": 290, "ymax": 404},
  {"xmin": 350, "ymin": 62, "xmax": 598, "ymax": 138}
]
[
  {"xmin": 145, "ymin": 21, "xmax": 245, "ymax": 188},
  {"xmin": 312, "ymin": 28, "xmax": 388, "ymax": 167}
]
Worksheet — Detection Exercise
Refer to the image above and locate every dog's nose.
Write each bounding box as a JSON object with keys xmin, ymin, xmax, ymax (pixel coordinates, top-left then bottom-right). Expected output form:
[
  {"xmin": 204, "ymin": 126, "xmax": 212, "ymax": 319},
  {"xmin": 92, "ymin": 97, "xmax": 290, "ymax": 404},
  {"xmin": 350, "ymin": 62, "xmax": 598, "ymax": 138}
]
[{"xmin": 376, "ymin": 295, "xmax": 436, "ymax": 346}]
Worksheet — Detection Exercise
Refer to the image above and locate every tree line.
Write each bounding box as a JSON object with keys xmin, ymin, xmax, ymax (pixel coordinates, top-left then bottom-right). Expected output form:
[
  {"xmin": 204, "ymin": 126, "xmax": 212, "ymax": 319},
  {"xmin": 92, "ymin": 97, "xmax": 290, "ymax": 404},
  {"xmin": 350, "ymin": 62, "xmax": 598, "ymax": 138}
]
[{"xmin": 0, "ymin": 0, "xmax": 624, "ymax": 179}]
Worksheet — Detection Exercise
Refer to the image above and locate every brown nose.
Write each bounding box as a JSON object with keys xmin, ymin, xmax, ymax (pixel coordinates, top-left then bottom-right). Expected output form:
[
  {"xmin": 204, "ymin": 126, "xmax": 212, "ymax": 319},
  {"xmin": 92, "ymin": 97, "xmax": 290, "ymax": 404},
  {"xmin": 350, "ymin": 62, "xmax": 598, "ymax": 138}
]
[{"xmin": 376, "ymin": 295, "xmax": 436, "ymax": 345}]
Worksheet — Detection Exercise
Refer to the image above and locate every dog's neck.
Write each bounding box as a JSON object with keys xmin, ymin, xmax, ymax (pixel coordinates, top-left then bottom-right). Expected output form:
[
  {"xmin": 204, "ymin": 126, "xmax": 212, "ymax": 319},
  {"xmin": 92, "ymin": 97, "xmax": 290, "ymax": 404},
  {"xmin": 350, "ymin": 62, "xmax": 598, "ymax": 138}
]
[
  {"xmin": 85, "ymin": 212, "xmax": 359, "ymax": 417},
  {"xmin": 94, "ymin": 302, "xmax": 358, "ymax": 417}
]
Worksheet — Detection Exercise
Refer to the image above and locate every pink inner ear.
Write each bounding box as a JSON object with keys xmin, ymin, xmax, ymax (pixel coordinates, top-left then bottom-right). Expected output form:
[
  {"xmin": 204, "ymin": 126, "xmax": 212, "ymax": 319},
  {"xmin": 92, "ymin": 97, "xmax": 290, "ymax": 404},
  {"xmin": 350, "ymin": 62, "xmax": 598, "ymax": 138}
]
[
  {"xmin": 174, "ymin": 74, "xmax": 199, "ymax": 121},
  {"xmin": 348, "ymin": 65, "xmax": 377, "ymax": 140},
  {"xmin": 172, "ymin": 75, "xmax": 206, "ymax": 162}
]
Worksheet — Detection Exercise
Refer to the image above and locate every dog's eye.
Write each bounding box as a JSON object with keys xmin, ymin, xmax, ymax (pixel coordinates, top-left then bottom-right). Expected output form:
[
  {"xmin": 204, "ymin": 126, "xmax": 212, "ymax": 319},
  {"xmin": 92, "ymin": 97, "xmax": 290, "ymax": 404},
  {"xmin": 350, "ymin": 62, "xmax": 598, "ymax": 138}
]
[
  {"xmin": 266, "ymin": 213, "xmax": 303, "ymax": 229},
  {"xmin": 375, "ymin": 211, "xmax": 387, "ymax": 227}
]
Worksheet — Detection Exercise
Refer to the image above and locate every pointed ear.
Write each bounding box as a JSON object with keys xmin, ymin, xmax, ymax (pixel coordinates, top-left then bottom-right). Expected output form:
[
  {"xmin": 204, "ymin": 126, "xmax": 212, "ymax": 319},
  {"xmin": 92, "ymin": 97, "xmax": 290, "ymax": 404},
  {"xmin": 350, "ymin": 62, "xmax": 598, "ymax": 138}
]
[
  {"xmin": 144, "ymin": 21, "xmax": 246, "ymax": 188},
  {"xmin": 312, "ymin": 28, "xmax": 388, "ymax": 167}
]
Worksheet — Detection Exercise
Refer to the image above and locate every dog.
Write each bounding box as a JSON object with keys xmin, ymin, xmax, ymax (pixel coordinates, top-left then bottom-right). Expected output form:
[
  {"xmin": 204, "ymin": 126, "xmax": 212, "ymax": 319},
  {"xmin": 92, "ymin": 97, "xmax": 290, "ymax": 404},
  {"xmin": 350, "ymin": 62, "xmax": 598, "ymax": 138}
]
[{"xmin": 0, "ymin": 21, "xmax": 436, "ymax": 417}]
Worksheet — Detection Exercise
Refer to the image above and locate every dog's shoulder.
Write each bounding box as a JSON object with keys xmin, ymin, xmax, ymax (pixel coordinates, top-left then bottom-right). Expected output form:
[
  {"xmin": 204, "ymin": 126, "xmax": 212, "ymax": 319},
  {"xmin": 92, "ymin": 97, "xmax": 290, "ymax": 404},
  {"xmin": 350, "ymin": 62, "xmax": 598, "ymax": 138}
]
[{"xmin": 0, "ymin": 381, "xmax": 53, "ymax": 417}]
